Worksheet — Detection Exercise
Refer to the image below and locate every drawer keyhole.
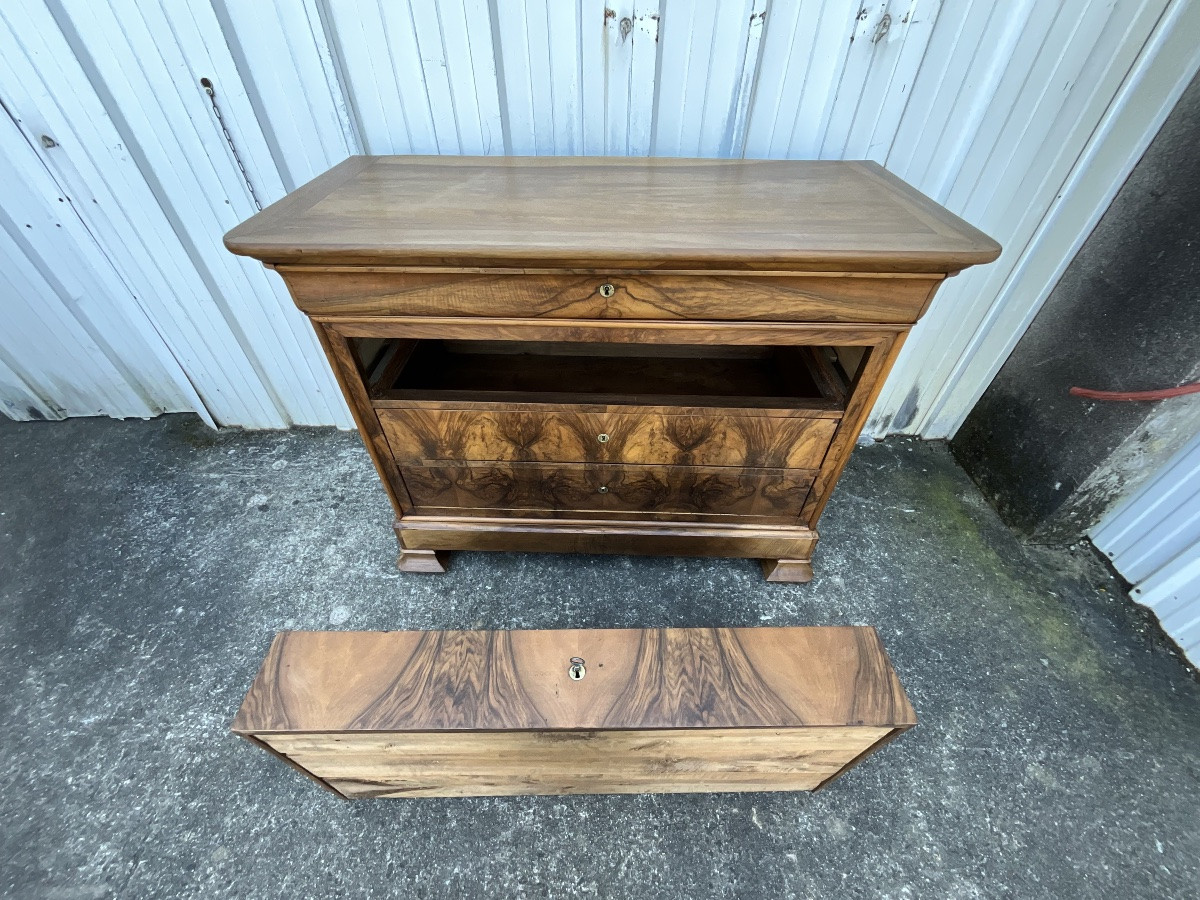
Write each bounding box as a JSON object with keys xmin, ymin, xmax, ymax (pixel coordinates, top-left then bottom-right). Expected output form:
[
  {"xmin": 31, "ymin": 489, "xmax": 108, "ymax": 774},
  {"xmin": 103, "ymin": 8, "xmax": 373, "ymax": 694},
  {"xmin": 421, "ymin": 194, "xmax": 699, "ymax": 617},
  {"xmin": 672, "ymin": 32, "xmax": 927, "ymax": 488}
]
[
  {"xmin": 598, "ymin": 282, "xmax": 616, "ymax": 298},
  {"xmin": 597, "ymin": 485, "xmax": 609, "ymax": 494},
  {"xmin": 568, "ymin": 657, "xmax": 586, "ymax": 680},
  {"xmin": 597, "ymin": 433, "xmax": 610, "ymax": 444}
]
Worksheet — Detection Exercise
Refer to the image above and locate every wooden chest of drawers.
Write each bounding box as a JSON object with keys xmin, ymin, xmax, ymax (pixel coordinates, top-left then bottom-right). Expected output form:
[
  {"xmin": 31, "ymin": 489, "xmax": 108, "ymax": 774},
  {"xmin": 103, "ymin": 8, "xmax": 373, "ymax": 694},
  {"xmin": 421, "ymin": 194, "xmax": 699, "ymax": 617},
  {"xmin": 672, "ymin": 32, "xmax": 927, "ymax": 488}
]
[
  {"xmin": 233, "ymin": 626, "xmax": 916, "ymax": 797},
  {"xmin": 225, "ymin": 157, "xmax": 998, "ymax": 581}
]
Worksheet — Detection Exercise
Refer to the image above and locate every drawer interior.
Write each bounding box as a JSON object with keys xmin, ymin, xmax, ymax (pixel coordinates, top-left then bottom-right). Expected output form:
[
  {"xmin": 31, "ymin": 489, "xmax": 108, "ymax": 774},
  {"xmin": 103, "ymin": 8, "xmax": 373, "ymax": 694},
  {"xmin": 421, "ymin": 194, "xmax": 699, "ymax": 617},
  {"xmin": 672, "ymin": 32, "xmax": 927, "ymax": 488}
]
[{"xmin": 357, "ymin": 339, "xmax": 858, "ymax": 411}]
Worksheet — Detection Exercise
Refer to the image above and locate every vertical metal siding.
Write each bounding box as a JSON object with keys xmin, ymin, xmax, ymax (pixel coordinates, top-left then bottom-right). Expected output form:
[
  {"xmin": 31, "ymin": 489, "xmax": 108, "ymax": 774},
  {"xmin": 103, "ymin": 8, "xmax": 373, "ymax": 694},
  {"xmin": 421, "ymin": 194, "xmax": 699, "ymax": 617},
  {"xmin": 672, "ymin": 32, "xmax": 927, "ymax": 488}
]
[
  {"xmin": 870, "ymin": 0, "xmax": 1200, "ymax": 437},
  {"xmin": 0, "ymin": 0, "xmax": 1195, "ymax": 432},
  {"xmin": 0, "ymin": 109, "xmax": 200, "ymax": 421},
  {"xmin": 653, "ymin": 0, "xmax": 766, "ymax": 158},
  {"xmin": 1093, "ymin": 433, "xmax": 1200, "ymax": 664},
  {"xmin": 323, "ymin": 0, "xmax": 505, "ymax": 155},
  {"xmin": 49, "ymin": 0, "xmax": 353, "ymax": 427},
  {"xmin": 211, "ymin": 0, "xmax": 360, "ymax": 191},
  {"xmin": 1, "ymin": 0, "xmax": 281, "ymax": 426}
]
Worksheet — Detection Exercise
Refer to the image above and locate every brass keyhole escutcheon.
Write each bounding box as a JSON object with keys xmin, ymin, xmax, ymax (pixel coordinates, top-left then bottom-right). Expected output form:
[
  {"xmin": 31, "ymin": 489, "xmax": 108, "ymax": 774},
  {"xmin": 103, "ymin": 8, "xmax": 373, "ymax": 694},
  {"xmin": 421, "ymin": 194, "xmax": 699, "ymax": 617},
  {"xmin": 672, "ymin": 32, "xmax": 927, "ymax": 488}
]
[
  {"xmin": 597, "ymin": 433, "xmax": 610, "ymax": 444},
  {"xmin": 568, "ymin": 657, "xmax": 586, "ymax": 680},
  {"xmin": 597, "ymin": 485, "xmax": 609, "ymax": 494},
  {"xmin": 598, "ymin": 282, "xmax": 616, "ymax": 298}
]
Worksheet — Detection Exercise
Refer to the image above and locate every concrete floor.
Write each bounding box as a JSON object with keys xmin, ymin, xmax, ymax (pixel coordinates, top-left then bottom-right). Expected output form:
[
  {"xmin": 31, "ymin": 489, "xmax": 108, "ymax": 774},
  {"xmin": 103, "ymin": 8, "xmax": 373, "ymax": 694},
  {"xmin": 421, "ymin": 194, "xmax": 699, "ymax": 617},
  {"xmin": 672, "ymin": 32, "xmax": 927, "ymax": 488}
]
[{"xmin": 1, "ymin": 415, "xmax": 1197, "ymax": 899}]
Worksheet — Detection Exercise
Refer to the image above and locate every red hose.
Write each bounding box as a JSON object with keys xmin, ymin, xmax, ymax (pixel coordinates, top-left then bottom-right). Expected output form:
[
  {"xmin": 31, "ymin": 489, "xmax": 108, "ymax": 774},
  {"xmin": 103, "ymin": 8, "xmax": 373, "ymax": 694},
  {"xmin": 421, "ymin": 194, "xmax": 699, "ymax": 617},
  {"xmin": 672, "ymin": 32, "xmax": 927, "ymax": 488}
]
[{"xmin": 1069, "ymin": 382, "xmax": 1200, "ymax": 402}]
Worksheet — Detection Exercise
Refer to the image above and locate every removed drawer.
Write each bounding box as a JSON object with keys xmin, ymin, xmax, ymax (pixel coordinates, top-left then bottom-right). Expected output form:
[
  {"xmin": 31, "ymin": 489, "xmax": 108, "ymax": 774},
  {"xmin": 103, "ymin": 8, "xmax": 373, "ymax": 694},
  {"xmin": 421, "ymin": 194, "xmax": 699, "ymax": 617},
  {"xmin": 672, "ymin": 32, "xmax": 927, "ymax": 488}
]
[
  {"xmin": 400, "ymin": 462, "xmax": 815, "ymax": 519},
  {"xmin": 379, "ymin": 406, "xmax": 838, "ymax": 469},
  {"xmin": 280, "ymin": 269, "xmax": 940, "ymax": 324},
  {"xmin": 233, "ymin": 627, "xmax": 916, "ymax": 797}
]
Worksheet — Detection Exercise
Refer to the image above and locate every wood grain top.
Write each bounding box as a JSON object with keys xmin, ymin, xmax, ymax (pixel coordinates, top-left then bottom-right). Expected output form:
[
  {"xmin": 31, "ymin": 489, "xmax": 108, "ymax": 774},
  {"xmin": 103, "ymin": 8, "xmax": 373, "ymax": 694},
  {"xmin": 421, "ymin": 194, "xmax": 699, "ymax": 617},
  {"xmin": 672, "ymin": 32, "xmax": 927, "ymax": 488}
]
[
  {"xmin": 232, "ymin": 626, "xmax": 915, "ymax": 734},
  {"xmin": 224, "ymin": 156, "xmax": 999, "ymax": 273}
]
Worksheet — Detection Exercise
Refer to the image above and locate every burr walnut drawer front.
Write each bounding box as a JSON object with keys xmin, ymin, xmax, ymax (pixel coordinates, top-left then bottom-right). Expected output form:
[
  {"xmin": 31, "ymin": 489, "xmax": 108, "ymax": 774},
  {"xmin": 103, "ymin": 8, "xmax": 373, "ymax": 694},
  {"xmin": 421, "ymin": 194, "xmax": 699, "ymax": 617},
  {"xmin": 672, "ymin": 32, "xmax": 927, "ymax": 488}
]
[
  {"xmin": 232, "ymin": 626, "xmax": 918, "ymax": 797},
  {"xmin": 399, "ymin": 462, "xmax": 815, "ymax": 519},
  {"xmin": 377, "ymin": 407, "xmax": 839, "ymax": 470},
  {"xmin": 281, "ymin": 269, "xmax": 941, "ymax": 323}
]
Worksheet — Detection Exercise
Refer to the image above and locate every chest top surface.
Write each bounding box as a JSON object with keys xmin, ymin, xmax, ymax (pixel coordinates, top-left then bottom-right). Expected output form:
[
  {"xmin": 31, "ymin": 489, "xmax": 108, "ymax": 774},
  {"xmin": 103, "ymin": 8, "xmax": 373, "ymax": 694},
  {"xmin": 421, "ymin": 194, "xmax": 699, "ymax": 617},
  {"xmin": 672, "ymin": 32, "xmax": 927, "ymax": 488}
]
[{"xmin": 224, "ymin": 156, "xmax": 999, "ymax": 273}]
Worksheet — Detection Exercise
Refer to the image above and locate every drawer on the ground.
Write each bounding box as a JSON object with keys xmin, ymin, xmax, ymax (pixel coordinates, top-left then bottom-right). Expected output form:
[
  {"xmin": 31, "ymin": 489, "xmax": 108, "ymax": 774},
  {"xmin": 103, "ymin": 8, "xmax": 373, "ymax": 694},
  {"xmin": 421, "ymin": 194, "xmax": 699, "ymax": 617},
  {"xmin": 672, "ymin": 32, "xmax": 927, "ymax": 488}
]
[
  {"xmin": 233, "ymin": 626, "xmax": 917, "ymax": 797},
  {"xmin": 379, "ymin": 406, "xmax": 838, "ymax": 470},
  {"xmin": 280, "ymin": 269, "xmax": 940, "ymax": 323},
  {"xmin": 398, "ymin": 462, "xmax": 815, "ymax": 519}
]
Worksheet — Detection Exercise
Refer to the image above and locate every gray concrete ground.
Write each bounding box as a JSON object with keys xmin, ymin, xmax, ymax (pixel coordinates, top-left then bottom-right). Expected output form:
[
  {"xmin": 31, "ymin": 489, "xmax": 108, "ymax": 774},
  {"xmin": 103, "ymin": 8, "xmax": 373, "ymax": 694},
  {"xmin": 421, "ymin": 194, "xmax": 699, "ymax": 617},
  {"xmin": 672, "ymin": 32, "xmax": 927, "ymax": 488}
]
[{"xmin": 1, "ymin": 414, "xmax": 1197, "ymax": 899}]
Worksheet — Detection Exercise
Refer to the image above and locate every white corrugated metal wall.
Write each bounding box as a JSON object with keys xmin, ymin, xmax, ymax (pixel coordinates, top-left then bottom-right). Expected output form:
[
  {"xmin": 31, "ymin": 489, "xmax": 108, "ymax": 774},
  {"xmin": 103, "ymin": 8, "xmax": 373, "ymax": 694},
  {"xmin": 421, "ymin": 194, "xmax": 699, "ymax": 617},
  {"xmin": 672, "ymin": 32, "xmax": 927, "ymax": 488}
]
[
  {"xmin": 1, "ymin": 0, "xmax": 1198, "ymax": 433},
  {"xmin": 1093, "ymin": 433, "xmax": 1200, "ymax": 664}
]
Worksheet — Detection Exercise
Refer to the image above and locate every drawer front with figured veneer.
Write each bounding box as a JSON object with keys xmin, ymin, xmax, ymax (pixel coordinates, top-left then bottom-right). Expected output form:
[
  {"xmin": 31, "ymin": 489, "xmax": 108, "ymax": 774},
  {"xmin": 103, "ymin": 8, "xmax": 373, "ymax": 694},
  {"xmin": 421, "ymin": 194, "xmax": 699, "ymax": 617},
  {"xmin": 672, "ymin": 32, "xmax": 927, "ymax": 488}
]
[
  {"xmin": 378, "ymin": 406, "xmax": 838, "ymax": 470},
  {"xmin": 281, "ymin": 270, "xmax": 941, "ymax": 324},
  {"xmin": 400, "ymin": 462, "xmax": 815, "ymax": 519},
  {"xmin": 233, "ymin": 626, "xmax": 917, "ymax": 797}
]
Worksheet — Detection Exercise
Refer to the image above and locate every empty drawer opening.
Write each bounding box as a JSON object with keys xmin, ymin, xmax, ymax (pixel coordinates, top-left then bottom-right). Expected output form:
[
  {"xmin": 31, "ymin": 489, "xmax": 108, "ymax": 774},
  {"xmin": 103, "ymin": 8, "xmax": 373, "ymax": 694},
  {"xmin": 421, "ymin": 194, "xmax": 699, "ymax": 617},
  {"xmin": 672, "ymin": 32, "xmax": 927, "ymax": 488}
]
[{"xmin": 358, "ymin": 339, "xmax": 860, "ymax": 411}]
